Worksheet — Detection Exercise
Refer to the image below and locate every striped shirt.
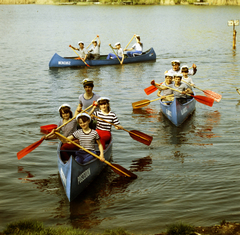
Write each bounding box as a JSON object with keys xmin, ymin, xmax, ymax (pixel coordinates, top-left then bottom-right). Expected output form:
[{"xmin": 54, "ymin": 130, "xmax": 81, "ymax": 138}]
[
  {"xmin": 160, "ymin": 81, "xmax": 173, "ymax": 96},
  {"xmin": 79, "ymin": 93, "xmax": 100, "ymax": 110},
  {"xmin": 93, "ymin": 110, "xmax": 120, "ymax": 132},
  {"xmin": 72, "ymin": 129, "xmax": 100, "ymax": 151},
  {"xmin": 58, "ymin": 119, "xmax": 78, "ymax": 137}
]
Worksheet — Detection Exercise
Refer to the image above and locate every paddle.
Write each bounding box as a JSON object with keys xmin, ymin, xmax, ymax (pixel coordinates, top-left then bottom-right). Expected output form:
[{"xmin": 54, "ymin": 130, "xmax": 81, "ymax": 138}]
[
  {"xmin": 124, "ymin": 34, "xmax": 136, "ymax": 50},
  {"xmin": 17, "ymin": 105, "xmax": 93, "ymax": 160},
  {"xmin": 86, "ymin": 35, "xmax": 98, "ymax": 50},
  {"xmin": 55, "ymin": 132, "xmax": 137, "ymax": 179},
  {"xmin": 88, "ymin": 113, "xmax": 153, "ymax": 146},
  {"xmin": 157, "ymin": 82, "xmax": 215, "ymax": 107},
  {"xmin": 182, "ymin": 80, "xmax": 222, "ymax": 102},
  {"xmin": 109, "ymin": 44, "xmax": 122, "ymax": 64},
  {"xmin": 144, "ymin": 82, "xmax": 162, "ymax": 95},
  {"xmin": 132, "ymin": 98, "xmax": 162, "ymax": 109},
  {"xmin": 69, "ymin": 45, "xmax": 90, "ymax": 67}
]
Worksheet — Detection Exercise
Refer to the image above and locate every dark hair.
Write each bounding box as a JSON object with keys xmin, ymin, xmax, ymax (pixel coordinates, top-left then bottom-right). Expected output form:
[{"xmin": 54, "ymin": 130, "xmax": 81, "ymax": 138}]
[
  {"xmin": 136, "ymin": 36, "xmax": 142, "ymax": 47},
  {"xmin": 83, "ymin": 83, "xmax": 94, "ymax": 88},
  {"xmin": 98, "ymin": 100, "xmax": 110, "ymax": 112},
  {"xmin": 181, "ymin": 68, "xmax": 189, "ymax": 73},
  {"xmin": 78, "ymin": 116, "xmax": 90, "ymax": 122},
  {"xmin": 59, "ymin": 107, "xmax": 73, "ymax": 118}
]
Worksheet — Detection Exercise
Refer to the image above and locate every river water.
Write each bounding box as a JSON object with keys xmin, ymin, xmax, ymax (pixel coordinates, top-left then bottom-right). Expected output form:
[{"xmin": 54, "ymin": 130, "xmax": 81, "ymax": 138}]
[{"xmin": 1, "ymin": 4, "xmax": 240, "ymax": 234}]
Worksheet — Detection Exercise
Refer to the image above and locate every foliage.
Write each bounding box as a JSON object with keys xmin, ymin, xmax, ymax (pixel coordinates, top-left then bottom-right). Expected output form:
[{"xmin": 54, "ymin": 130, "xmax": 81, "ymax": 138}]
[{"xmin": 166, "ymin": 222, "xmax": 195, "ymax": 235}]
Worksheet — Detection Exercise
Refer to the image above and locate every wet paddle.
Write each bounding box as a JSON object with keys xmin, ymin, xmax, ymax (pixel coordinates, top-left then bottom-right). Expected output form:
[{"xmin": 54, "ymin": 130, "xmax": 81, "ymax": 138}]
[
  {"xmin": 144, "ymin": 82, "xmax": 162, "ymax": 95},
  {"xmin": 69, "ymin": 45, "xmax": 90, "ymax": 67},
  {"xmin": 17, "ymin": 105, "xmax": 93, "ymax": 160},
  {"xmin": 182, "ymin": 80, "xmax": 222, "ymax": 102},
  {"xmin": 88, "ymin": 113, "xmax": 153, "ymax": 146},
  {"xmin": 158, "ymin": 83, "xmax": 215, "ymax": 107},
  {"xmin": 132, "ymin": 98, "xmax": 162, "ymax": 109},
  {"xmin": 109, "ymin": 44, "xmax": 122, "ymax": 64},
  {"xmin": 55, "ymin": 132, "xmax": 137, "ymax": 179}
]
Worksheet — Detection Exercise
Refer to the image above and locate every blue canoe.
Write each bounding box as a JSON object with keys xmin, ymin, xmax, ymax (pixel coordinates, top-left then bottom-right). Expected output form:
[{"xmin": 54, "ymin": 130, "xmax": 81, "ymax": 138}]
[
  {"xmin": 57, "ymin": 139, "xmax": 112, "ymax": 201},
  {"xmin": 49, "ymin": 48, "xmax": 156, "ymax": 68},
  {"xmin": 160, "ymin": 96, "xmax": 196, "ymax": 127}
]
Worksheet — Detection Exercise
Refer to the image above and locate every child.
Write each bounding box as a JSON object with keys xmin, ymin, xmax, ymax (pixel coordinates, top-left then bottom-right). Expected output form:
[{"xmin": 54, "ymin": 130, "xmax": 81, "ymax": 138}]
[
  {"xmin": 70, "ymin": 41, "xmax": 88, "ymax": 62},
  {"xmin": 89, "ymin": 97, "xmax": 123, "ymax": 149},
  {"xmin": 181, "ymin": 65, "xmax": 195, "ymax": 88},
  {"xmin": 56, "ymin": 113, "xmax": 104, "ymax": 164},
  {"xmin": 124, "ymin": 35, "xmax": 143, "ymax": 57},
  {"xmin": 46, "ymin": 104, "xmax": 80, "ymax": 161},
  {"xmin": 88, "ymin": 36, "xmax": 101, "ymax": 60},
  {"xmin": 107, "ymin": 42, "xmax": 124, "ymax": 64},
  {"xmin": 167, "ymin": 60, "xmax": 197, "ymax": 76}
]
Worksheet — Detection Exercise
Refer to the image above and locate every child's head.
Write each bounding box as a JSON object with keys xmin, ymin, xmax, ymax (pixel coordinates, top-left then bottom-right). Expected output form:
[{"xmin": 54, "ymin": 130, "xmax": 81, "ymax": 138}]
[
  {"xmin": 82, "ymin": 79, "xmax": 94, "ymax": 89},
  {"xmin": 181, "ymin": 65, "xmax": 189, "ymax": 77},
  {"xmin": 174, "ymin": 73, "xmax": 183, "ymax": 84},
  {"xmin": 164, "ymin": 73, "xmax": 173, "ymax": 84},
  {"xmin": 97, "ymin": 97, "xmax": 110, "ymax": 112},
  {"xmin": 115, "ymin": 42, "xmax": 121, "ymax": 49},
  {"xmin": 92, "ymin": 40, "xmax": 97, "ymax": 46},
  {"xmin": 58, "ymin": 104, "xmax": 73, "ymax": 118},
  {"xmin": 136, "ymin": 35, "xmax": 141, "ymax": 42},
  {"xmin": 76, "ymin": 113, "xmax": 91, "ymax": 127},
  {"xmin": 78, "ymin": 41, "xmax": 84, "ymax": 49},
  {"xmin": 171, "ymin": 60, "xmax": 180, "ymax": 71}
]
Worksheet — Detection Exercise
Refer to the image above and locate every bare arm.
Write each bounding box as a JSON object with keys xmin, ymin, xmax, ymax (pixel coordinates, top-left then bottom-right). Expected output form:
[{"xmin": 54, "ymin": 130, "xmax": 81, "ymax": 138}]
[{"xmin": 96, "ymin": 139, "xmax": 105, "ymax": 162}]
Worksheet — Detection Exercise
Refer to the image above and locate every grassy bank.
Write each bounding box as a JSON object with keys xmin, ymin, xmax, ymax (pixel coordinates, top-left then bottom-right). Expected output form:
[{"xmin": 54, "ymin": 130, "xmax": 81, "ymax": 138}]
[{"xmin": 1, "ymin": 219, "xmax": 240, "ymax": 235}]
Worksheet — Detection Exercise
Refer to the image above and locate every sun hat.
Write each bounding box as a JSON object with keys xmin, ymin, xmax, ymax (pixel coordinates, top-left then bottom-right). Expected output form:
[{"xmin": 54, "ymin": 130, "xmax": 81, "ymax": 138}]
[
  {"xmin": 97, "ymin": 97, "xmax": 110, "ymax": 103},
  {"xmin": 165, "ymin": 72, "xmax": 173, "ymax": 77},
  {"xmin": 115, "ymin": 42, "xmax": 121, "ymax": 46},
  {"xmin": 58, "ymin": 103, "xmax": 71, "ymax": 111},
  {"xmin": 82, "ymin": 78, "xmax": 94, "ymax": 86},
  {"xmin": 78, "ymin": 41, "xmax": 84, "ymax": 45},
  {"xmin": 76, "ymin": 113, "xmax": 91, "ymax": 122},
  {"xmin": 92, "ymin": 40, "xmax": 97, "ymax": 43}
]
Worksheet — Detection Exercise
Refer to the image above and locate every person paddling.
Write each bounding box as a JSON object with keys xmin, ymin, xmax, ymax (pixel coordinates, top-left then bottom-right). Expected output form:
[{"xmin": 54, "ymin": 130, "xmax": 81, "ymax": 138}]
[
  {"xmin": 167, "ymin": 60, "xmax": 197, "ymax": 76},
  {"xmin": 124, "ymin": 35, "xmax": 143, "ymax": 57},
  {"xmin": 107, "ymin": 42, "xmax": 124, "ymax": 64},
  {"xmin": 70, "ymin": 41, "xmax": 88, "ymax": 62},
  {"xmin": 88, "ymin": 36, "xmax": 101, "ymax": 60},
  {"xmin": 181, "ymin": 65, "xmax": 195, "ymax": 88}
]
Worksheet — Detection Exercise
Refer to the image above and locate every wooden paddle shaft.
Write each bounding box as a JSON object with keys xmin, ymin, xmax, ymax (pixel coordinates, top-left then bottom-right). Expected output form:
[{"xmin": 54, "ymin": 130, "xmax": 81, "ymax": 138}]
[
  {"xmin": 161, "ymin": 84, "xmax": 192, "ymax": 97},
  {"xmin": 182, "ymin": 80, "xmax": 203, "ymax": 91},
  {"xmin": 55, "ymin": 132, "xmax": 131, "ymax": 177},
  {"xmin": 70, "ymin": 46, "xmax": 90, "ymax": 67},
  {"xmin": 134, "ymin": 97, "xmax": 162, "ymax": 107},
  {"xmin": 124, "ymin": 34, "xmax": 136, "ymax": 50},
  {"xmin": 109, "ymin": 44, "xmax": 121, "ymax": 64},
  {"xmin": 45, "ymin": 105, "xmax": 93, "ymax": 138},
  {"xmin": 86, "ymin": 36, "xmax": 98, "ymax": 49}
]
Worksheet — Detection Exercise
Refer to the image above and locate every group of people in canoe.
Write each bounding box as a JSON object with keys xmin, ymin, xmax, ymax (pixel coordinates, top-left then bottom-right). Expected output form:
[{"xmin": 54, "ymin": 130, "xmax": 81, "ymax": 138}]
[
  {"xmin": 46, "ymin": 78, "xmax": 123, "ymax": 165},
  {"xmin": 70, "ymin": 35, "xmax": 143, "ymax": 65},
  {"xmin": 151, "ymin": 60, "xmax": 197, "ymax": 104}
]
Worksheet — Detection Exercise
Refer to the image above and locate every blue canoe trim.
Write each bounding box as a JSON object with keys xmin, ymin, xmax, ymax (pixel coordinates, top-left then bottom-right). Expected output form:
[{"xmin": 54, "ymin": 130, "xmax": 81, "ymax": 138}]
[
  {"xmin": 57, "ymin": 139, "xmax": 113, "ymax": 201},
  {"xmin": 160, "ymin": 96, "xmax": 196, "ymax": 127},
  {"xmin": 49, "ymin": 48, "xmax": 156, "ymax": 68}
]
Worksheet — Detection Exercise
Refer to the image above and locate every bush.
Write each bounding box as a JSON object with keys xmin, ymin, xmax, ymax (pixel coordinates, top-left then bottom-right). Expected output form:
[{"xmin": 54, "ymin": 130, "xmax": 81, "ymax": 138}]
[{"xmin": 166, "ymin": 222, "xmax": 195, "ymax": 235}]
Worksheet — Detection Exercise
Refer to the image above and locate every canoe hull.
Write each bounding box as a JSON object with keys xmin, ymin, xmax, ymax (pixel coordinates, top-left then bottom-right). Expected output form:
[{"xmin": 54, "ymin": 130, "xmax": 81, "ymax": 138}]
[
  {"xmin": 49, "ymin": 48, "xmax": 156, "ymax": 68},
  {"xmin": 160, "ymin": 97, "xmax": 196, "ymax": 126},
  {"xmin": 57, "ymin": 139, "xmax": 112, "ymax": 201}
]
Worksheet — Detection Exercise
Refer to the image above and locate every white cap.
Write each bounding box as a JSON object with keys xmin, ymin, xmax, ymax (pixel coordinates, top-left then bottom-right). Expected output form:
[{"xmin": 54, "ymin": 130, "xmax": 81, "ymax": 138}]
[
  {"xmin": 76, "ymin": 113, "xmax": 91, "ymax": 121},
  {"xmin": 115, "ymin": 42, "xmax": 120, "ymax": 46},
  {"xmin": 82, "ymin": 78, "xmax": 94, "ymax": 85},
  {"xmin": 174, "ymin": 73, "xmax": 183, "ymax": 77},
  {"xmin": 171, "ymin": 60, "xmax": 180, "ymax": 65},
  {"xmin": 78, "ymin": 41, "xmax": 84, "ymax": 45},
  {"xmin": 136, "ymin": 35, "xmax": 140, "ymax": 37},
  {"xmin": 58, "ymin": 103, "xmax": 71, "ymax": 111},
  {"xmin": 97, "ymin": 97, "xmax": 110, "ymax": 103},
  {"xmin": 165, "ymin": 72, "xmax": 173, "ymax": 77},
  {"xmin": 181, "ymin": 65, "xmax": 188, "ymax": 69},
  {"xmin": 92, "ymin": 40, "xmax": 97, "ymax": 43}
]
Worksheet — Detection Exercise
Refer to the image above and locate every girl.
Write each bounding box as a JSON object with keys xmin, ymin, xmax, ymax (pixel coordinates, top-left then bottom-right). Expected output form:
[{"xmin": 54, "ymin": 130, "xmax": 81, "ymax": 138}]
[
  {"xmin": 124, "ymin": 35, "xmax": 143, "ymax": 57},
  {"xmin": 107, "ymin": 42, "xmax": 124, "ymax": 64},
  {"xmin": 90, "ymin": 97, "xmax": 123, "ymax": 149},
  {"xmin": 56, "ymin": 113, "xmax": 104, "ymax": 164},
  {"xmin": 181, "ymin": 65, "xmax": 195, "ymax": 89},
  {"xmin": 46, "ymin": 104, "xmax": 80, "ymax": 161}
]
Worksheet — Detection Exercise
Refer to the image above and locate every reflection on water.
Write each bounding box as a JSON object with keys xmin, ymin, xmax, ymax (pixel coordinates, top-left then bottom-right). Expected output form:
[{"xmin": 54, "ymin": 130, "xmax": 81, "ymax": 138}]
[{"xmin": 130, "ymin": 155, "xmax": 153, "ymax": 172}]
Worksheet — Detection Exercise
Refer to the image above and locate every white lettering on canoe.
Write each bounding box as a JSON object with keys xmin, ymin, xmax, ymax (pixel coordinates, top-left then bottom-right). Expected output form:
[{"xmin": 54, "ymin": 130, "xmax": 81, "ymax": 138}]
[
  {"xmin": 78, "ymin": 168, "xmax": 91, "ymax": 184},
  {"xmin": 58, "ymin": 61, "xmax": 71, "ymax": 65},
  {"xmin": 60, "ymin": 168, "xmax": 66, "ymax": 187},
  {"xmin": 166, "ymin": 109, "xmax": 172, "ymax": 117},
  {"xmin": 181, "ymin": 107, "xmax": 187, "ymax": 115}
]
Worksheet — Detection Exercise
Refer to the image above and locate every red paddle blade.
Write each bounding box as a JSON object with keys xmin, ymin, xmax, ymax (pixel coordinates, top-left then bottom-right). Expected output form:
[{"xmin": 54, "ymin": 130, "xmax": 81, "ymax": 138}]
[
  {"xmin": 110, "ymin": 163, "xmax": 137, "ymax": 179},
  {"xmin": 132, "ymin": 99, "xmax": 150, "ymax": 109},
  {"xmin": 40, "ymin": 124, "xmax": 57, "ymax": 134},
  {"xmin": 192, "ymin": 95, "xmax": 214, "ymax": 107},
  {"xmin": 17, "ymin": 138, "xmax": 44, "ymax": 160},
  {"xmin": 203, "ymin": 90, "xmax": 222, "ymax": 102},
  {"xmin": 144, "ymin": 85, "xmax": 158, "ymax": 95},
  {"xmin": 129, "ymin": 130, "xmax": 153, "ymax": 146}
]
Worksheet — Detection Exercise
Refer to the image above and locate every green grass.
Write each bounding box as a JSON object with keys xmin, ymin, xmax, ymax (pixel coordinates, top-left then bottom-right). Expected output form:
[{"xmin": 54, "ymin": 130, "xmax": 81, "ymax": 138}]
[
  {"xmin": 1, "ymin": 220, "xmax": 131, "ymax": 235},
  {"xmin": 166, "ymin": 222, "xmax": 195, "ymax": 235}
]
